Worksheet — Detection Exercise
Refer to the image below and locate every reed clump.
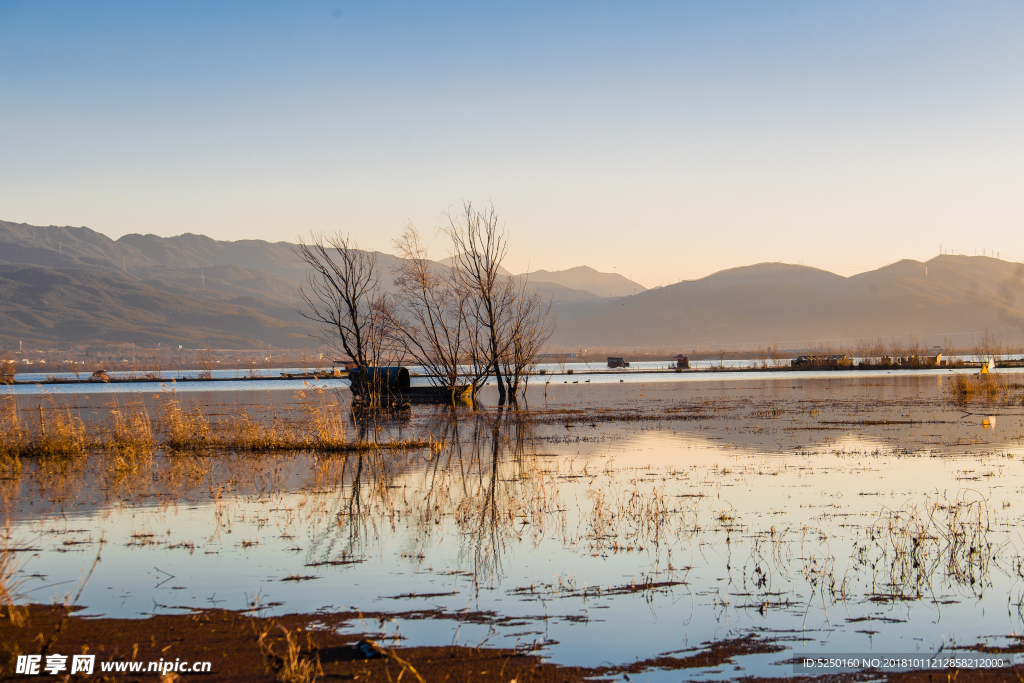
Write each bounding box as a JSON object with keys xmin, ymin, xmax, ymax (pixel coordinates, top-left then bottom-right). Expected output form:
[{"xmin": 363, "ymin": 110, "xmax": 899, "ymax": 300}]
[
  {"xmin": 105, "ymin": 401, "xmax": 156, "ymax": 456},
  {"xmin": 0, "ymin": 398, "xmax": 87, "ymax": 460},
  {"xmin": 214, "ymin": 416, "xmax": 428, "ymax": 453},
  {"xmin": 859, "ymin": 493, "xmax": 993, "ymax": 599},
  {"xmin": 212, "ymin": 392, "xmax": 347, "ymax": 452},
  {"xmin": 161, "ymin": 395, "xmax": 212, "ymax": 450},
  {"xmin": 947, "ymin": 372, "xmax": 1021, "ymax": 404},
  {"xmin": 0, "ymin": 398, "xmax": 23, "ymax": 463},
  {"xmin": 302, "ymin": 393, "xmax": 347, "ymax": 448}
]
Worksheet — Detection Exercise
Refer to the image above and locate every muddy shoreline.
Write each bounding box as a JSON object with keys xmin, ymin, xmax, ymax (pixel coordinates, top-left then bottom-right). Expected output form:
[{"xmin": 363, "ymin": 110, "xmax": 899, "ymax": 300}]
[{"xmin": 3, "ymin": 605, "xmax": 1020, "ymax": 682}]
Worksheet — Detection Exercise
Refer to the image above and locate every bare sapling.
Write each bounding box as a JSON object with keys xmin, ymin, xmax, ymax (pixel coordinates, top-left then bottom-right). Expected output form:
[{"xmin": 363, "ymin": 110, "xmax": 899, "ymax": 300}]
[
  {"xmin": 444, "ymin": 202, "xmax": 517, "ymax": 404},
  {"xmin": 499, "ymin": 281, "xmax": 554, "ymax": 401},
  {"xmin": 296, "ymin": 232, "xmax": 401, "ymax": 403},
  {"xmin": 391, "ymin": 224, "xmax": 473, "ymax": 401}
]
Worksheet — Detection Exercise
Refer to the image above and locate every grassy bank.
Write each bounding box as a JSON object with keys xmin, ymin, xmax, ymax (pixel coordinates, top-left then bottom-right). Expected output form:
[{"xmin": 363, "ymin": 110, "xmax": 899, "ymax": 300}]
[{"xmin": 0, "ymin": 393, "xmax": 434, "ymax": 462}]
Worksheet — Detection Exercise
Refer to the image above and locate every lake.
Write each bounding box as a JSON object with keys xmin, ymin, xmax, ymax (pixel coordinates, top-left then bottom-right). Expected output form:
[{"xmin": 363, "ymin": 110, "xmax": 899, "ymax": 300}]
[{"xmin": 3, "ymin": 373, "xmax": 1023, "ymax": 679}]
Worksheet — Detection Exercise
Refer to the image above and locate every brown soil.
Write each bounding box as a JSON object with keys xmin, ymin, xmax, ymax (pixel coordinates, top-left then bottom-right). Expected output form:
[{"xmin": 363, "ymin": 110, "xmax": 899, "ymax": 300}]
[
  {"xmin": 0, "ymin": 604, "xmax": 780, "ymax": 682},
  {"xmin": 2, "ymin": 606, "xmax": 1022, "ymax": 682}
]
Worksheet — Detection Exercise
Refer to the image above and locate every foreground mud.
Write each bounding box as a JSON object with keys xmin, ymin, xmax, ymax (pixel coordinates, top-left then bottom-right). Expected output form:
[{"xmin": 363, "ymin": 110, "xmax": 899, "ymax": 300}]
[
  {"xmin": 0, "ymin": 604, "xmax": 784, "ymax": 681},
  {"xmin": 1, "ymin": 606, "xmax": 1021, "ymax": 682}
]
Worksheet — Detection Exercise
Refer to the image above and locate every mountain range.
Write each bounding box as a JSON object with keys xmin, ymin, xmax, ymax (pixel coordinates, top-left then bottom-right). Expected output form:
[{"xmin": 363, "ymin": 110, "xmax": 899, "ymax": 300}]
[
  {"xmin": 553, "ymin": 258, "xmax": 1024, "ymax": 349},
  {"xmin": 2, "ymin": 219, "xmax": 1022, "ymax": 350},
  {"xmin": 0, "ymin": 220, "xmax": 642, "ymax": 349}
]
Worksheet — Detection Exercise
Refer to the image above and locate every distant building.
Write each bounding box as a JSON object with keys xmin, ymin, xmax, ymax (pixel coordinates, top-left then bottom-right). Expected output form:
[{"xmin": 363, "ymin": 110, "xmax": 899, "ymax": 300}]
[
  {"xmin": 899, "ymin": 353, "xmax": 945, "ymax": 368},
  {"xmin": 674, "ymin": 354, "xmax": 689, "ymax": 369}
]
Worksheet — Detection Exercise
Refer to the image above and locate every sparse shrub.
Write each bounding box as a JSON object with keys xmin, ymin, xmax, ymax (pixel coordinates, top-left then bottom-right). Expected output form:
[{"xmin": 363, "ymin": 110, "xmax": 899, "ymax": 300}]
[{"xmin": 197, "ymin": 349, "xmax": 214, "ymax": 380}]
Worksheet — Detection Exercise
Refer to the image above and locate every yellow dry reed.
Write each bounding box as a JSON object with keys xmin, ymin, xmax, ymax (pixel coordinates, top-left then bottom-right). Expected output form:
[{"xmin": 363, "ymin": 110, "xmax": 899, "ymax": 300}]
[
  {"xmin": 0, "ymin": 397, "xmax": 87, "ymax": 460},
  {"xmin": 947, "ymin": 372, "xmax": 1021, "ymax": 404}
]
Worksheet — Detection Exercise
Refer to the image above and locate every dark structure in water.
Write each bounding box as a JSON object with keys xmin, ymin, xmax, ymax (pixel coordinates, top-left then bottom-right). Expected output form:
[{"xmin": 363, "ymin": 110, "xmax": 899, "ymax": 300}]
[
  {"xmin": 348, "ymin": 366, "xmax": 470, "ymax": 405},
  {"xmin": 347, "ymin": 366, "xmax": 410, "ymax": 403}
]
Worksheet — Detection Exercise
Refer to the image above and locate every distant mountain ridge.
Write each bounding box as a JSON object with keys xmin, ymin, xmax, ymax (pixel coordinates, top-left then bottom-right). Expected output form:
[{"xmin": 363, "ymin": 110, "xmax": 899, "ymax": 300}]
[
  {"xmin": 521, "ymin": 266, "xmax": 645, "ymax": 298},
  {"xmin": 0, "ymin": 220, "xmax": 618, "ymax": 347},
  {"xmin": 551, "ymin": 257, "xmax": 1024, "ymax": 348},
  {"xmin": 4, "ymin": 219, "xmax": 1023, "ymax": 350}
]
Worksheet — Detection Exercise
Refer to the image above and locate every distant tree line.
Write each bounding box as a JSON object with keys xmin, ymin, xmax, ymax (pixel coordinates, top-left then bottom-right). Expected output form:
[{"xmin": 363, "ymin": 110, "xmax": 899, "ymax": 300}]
[{"xmin": 296, "ymin": 202, "xmax": 553, "ymax": 405}]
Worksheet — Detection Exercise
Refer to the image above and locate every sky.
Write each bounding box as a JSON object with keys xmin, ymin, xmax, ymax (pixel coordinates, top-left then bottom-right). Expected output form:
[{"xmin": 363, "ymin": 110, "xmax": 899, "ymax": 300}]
[{"xmin": 1, "ymin": 1, "xmax": 1022, "ymax": 288}]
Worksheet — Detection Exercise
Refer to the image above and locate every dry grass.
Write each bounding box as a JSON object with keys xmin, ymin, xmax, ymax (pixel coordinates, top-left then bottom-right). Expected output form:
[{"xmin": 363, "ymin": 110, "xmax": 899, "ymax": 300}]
[
  {"xmin": 947, "ymin": 372, "xmax": 1022, "ymax": 404},
  {"xmin": 0, "ymin": 393, "xmax": 431, "ymax": 460},
  {"xmin": 0, "ymin": 524, "xmax": 26, "ymax": 627},
  {"xmin": 105, "ymin": 401, "xmax": 156, "ymax": 456},
  {"xmin": 161, "ymin": 395, "xmax": 212, "ymax": 450},
  {"xmin": 0, "ymin": 356, "xmax": 14, "ymax": 386},
  {"xmin": 161, "ymin": 392, "xmax": 427, "ymax": 453},
  {"xmin": 256, "ymin": 624, "xmax": 322, "ymax": 683},
  {"xmin": 0, "ymin": 397, "xmax": 87, "ymax": 460}
]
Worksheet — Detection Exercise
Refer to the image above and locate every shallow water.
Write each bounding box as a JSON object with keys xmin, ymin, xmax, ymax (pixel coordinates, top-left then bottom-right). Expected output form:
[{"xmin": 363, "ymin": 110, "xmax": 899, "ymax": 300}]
[
  {"xmin": 4, "ymin": 375, "xmax": 1024, "ymax": 678},
  {"xmin": 5, "ymin": 363, "xmax": 1020, "ymax": 397}
]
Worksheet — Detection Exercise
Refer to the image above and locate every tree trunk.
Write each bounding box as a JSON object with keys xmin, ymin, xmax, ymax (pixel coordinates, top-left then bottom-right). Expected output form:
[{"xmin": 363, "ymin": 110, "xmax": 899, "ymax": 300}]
[{"xmin": 493, "ymin": 355, "xmax": 507, "ymax": 404}]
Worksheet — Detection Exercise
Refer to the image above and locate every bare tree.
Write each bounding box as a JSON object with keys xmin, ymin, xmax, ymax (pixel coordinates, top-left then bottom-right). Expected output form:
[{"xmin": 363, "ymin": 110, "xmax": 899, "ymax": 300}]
[
  {"xmin": 444, "ymin": 202, "xmax": 517, "ymax": 404},
  {"xmin": 391, "ymin": 225, "xmax": 474, "ymax": 401},
  {"xmin": 296, "ymin": 232, "xmax": 399, "ymax": 397},
  {"xmin": 500, "ymin": 281, "xmax": 554, "ymax": 400}
]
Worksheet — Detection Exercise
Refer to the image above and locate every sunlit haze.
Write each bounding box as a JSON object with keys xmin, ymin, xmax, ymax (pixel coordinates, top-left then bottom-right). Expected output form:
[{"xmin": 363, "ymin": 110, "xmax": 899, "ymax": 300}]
[{"xmin": 2, "ymin": 1, "xmax": 1021, "ymax": 288}]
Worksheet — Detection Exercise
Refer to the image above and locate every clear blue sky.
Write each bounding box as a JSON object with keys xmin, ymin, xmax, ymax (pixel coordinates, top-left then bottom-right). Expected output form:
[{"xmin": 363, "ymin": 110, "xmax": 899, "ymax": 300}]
[{"xmin": 2, "ymin": 1, "xmax": 1021, "ymax": 287}]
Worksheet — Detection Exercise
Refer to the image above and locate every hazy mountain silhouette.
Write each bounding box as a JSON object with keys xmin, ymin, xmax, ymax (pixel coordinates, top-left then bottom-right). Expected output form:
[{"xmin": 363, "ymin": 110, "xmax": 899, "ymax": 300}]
[
  {"xmin": 520, "ymin": 266, "xmax": 645, "ymax": 298},
  {"xmin": 551, "ymin": 258, "xmax": 1024, "ymax": 348},
  {"xmin": 4, "ymin": 219, "xmax": 1023, "ymax": 350},
  {"xmin": 0, "ymin": 264, "xmax": 312, "ymax": 348},
  {"xmin": 0, "ymin": 220, "xmax": 604, "ymax": 348}
]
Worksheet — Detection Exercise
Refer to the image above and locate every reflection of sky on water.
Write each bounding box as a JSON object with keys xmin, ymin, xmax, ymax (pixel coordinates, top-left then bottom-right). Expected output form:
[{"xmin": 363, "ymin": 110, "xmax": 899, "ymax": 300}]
[{"xmin": 5, "ymin": 377, "xmax": 1024, "ymax": 677}]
